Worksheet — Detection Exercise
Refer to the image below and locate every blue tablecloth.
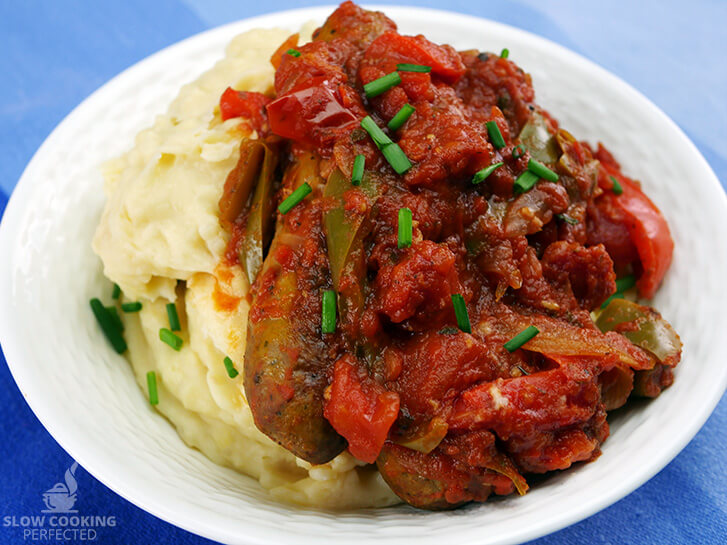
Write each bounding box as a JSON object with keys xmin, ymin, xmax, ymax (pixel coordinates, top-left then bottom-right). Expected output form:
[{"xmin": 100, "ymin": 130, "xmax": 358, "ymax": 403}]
[{"xmin": 1, "ymin": 1, "xmax": 725, "ymax": 543}]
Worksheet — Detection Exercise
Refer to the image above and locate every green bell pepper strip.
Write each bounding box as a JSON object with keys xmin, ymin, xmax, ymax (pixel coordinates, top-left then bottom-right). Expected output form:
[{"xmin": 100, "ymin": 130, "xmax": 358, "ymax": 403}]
[
  {"xmin": 322, "ymin": 168, "xmax": 382, "ymax": 334},
  {"xmin": 596, "ymin": 298, "xmax": 682, "ymax": 399},
  {"xmin": 517, "ymin": 111, "xmax": 560, "ymax": 164},
  {"xmin": 218, "ymin": 139, "xmax": 266, "ymax": 224},
  {"xmin": 596, "ymin": 298, "xmax": 681, "ymax": 367},
  {"xmin": 240, "ymin": 141, "xmax": 278, "ymax": 285}
]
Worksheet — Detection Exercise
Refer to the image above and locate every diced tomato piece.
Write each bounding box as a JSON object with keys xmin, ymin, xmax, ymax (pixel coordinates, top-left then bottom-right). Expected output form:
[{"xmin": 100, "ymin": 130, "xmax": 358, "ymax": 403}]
[
  {"xmin": 541, "ymin": 241, "xmax": 616, "ymax": 310},
  {"xmin": 364, "ymin": 31, "xmax": 465, "ymax": 84},
  {"xmin": 324, "ymin": 355, "xmax": 400, "ymax": 463},
  {"xmin": 219, "ymin": 87, "xmax": 272, "ymax": 134},
  {"xmin": 448, "ymin": 367, "xmax": 600, "ymax": 439},
  {"xmin": 375, "ymin": 240, "xmax": 461, "ymax": 327}
]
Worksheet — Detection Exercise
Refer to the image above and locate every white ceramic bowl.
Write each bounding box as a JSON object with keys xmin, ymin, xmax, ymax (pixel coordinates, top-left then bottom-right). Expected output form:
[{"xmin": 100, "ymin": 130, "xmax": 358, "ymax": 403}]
[{"xmin": 1, "ymin": 5, "xmax": 726, "ymax": 545}]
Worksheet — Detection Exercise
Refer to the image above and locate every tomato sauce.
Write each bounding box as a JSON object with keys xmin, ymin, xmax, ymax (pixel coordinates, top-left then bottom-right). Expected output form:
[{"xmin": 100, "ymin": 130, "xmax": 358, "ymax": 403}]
[{"xmin": 221, "ymin": 1, "xmax": 680, "ymax": 509}]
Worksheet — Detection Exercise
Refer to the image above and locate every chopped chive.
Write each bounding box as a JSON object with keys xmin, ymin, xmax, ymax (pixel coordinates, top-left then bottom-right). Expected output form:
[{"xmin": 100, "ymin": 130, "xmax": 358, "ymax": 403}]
[
  {"xmin": 278, "ymin": 182, "xmax": 312, "ymax": 214},
  {"xmin": 146, "ymin": 371, "xmax": 159, "ymax": 405},
  {"xmin": 398, "ymin": 207, "xmax": 413, "ymax": 249},
  {"xmin": 364, "ymin": 72, "xmax": 402, "ymax": 98},
  {"xmin": 360, "ymin": 116, "xmax": 412, "ymax": 174},
  {"xmin": 504, "ymin": 325, "xmax": 539, "ymax": 352},
  {"xmin": 527, "ymin": 159, "xmax": 559, "ymax": 182},
  {"xmin": 360, "ymin": 115, "xmax": 393, "ymax": 148},
  {"xmin": 451, "ymin": 294, "xmax": 472, "ymax": 334},
  {"xmin": 89, "ymin": 298, "xmax": 127, "ymax": 354},
  {"xmin": 500, "ymin": 48, "xmax": 510, "ymax": 59},
  {"xmin": 601, "ymin": 292, "xmax": 625, "ymax": 309},
  {"xmin": 387, "ymin": 104, "xmax": 415, "ymax": 131},
  {"xmin": 396, "ymin": 63, "xmax": 431, "ymax": 73},
  {"xmin": 286, "ymin": 48, "xmax": 301, "ymax": 57},
  {"xmin": 513, "ymin": 170, "xmax": 539, "ymax": 194},
  {"xmin": 556, "ymin": 213, "xmax": 579, "ymax": 225},
  {"xmin": 223, "ymin": 356, "xmax": 239, "ymax": 378},
  {"xmin": 159, "ymin": 328, "xmax": 183, "ymax": 351},
  {"xmin": 610, "ymin": 176, "xmax": 623, "ymax": 195},
  {"xmin": 616, "ymin": 274, "xmax": 636, "ymax": 293},
  {"xmin": 351, "ymin": 154, "xmax": 365, "ymax": 185},
  {"xmin": 486, "ymin": 121, "xmax": 506, "ymax": 149},
  {"xmin": 166, "ymin": 302, "xmax": 181, "ymax": 332},
  {"xmin": 121, "ymin": 301, "xmax": 142, "ymax": 313},
  {"xmin": 512, "ymin": 144, "xmax": 525, "ymax": 159},
  {"xmin": 321, "ymin": 290, "xmax": 337, "ymax": 334},
  {"xmin": 381, "ymin": 143, "xmax": 412, "ymax": 174},
  {"xmin": 106, "ymin": 305, "xmax": 124, "ymax": 332},
  {"xmin": 472, "ymin": 162, "xmax": 504, "ymax": 185},
  {"xmin": 112, "ymin": 283, "xmax": 121, "ymax": 300}
]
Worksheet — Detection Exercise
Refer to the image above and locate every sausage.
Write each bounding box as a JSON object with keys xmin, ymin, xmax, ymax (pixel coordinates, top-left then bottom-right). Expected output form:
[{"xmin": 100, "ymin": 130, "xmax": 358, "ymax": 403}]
[
  {"xmin": 376, "ymin": 443, "xmax": 471, "ymax": 510},
  {"xmin": 243, "ymin": 152, "xmax": 346, "ymax": 464},
  {"xmin": 377, "ymin": 436, "xmax": 526, "ymax": 509}
]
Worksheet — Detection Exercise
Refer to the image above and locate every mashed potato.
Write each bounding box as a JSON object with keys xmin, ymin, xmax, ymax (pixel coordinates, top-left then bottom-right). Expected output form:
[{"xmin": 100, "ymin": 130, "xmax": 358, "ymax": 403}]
[{"xmin": 92, "ymin": 27, "xmax": 399, "ymax": 509}]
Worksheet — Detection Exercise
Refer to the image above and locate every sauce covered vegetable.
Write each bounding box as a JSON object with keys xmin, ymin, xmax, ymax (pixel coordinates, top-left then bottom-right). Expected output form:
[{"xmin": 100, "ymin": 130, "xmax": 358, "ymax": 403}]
[{"xmin": 219, "ymin": 2, "xmax": 681, "ymax": 509}]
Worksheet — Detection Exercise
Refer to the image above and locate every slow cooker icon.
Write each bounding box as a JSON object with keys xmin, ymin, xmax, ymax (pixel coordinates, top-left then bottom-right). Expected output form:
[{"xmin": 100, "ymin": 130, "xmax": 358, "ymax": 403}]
[{"xmin": 41, "ymin": 462, "xmax": 79, "ymax": 513}]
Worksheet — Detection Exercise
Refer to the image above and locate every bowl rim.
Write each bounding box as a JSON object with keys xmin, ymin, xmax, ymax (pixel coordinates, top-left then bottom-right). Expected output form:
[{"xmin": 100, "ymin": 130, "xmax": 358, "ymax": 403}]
[{"xmin": 1, "ymin": 4, "xmax": 726, "ymax": 545}]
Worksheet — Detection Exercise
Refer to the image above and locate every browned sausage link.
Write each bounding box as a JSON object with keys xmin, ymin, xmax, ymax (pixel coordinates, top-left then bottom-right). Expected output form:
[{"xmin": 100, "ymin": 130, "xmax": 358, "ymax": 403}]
[
  {"xmin": 633, "ymin": 363, "xmax": 674, "ymax": 398},
  {"xmin": 243, "ymin": 152, "xmax": 346, "ymax": 465},
  {"xmin": 376, "ymin": 443, "xmax": 468, "ymax": 510},
  {"xmin": 311, "ymin": 1, "xmax": 396, "ymax": 48}
]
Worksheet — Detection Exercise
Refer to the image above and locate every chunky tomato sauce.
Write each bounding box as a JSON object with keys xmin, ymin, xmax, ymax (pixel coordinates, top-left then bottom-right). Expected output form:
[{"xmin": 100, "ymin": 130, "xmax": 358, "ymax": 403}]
[{"xmin": 219, "ymin": 2, "xmax": 681, "ymax": 509}]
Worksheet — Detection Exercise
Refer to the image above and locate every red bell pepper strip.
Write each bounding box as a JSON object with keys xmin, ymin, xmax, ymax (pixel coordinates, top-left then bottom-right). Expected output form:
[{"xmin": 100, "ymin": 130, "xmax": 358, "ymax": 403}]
[
  {"xmin": 594, "ymin": 145, "xmax": 674, "ymax": 299},
  {"xmin": 266, "ymin": 77, "xmax": 358, "ymax": 145}
]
